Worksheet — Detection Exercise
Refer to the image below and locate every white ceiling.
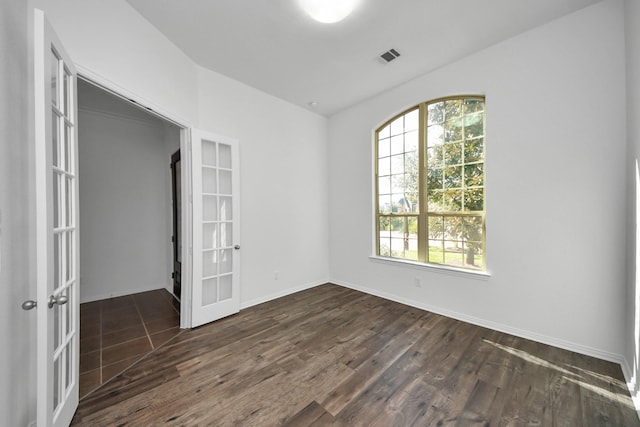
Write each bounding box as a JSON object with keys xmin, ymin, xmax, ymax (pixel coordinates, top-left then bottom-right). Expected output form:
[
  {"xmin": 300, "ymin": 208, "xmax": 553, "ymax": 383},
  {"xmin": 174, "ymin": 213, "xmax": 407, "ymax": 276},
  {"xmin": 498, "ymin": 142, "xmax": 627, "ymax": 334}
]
[{"xmin": 125, "ymin": 0, "xmax": 601, "ymax": 116}]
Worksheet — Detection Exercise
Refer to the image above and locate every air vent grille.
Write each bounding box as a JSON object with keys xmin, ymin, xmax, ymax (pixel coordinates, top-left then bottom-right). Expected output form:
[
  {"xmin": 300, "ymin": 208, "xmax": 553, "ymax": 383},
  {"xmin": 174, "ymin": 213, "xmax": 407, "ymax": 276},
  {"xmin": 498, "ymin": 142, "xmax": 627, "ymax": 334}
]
[{"xmin": 378, "ymin": 48, "xmax": 401, "ymax": 64}]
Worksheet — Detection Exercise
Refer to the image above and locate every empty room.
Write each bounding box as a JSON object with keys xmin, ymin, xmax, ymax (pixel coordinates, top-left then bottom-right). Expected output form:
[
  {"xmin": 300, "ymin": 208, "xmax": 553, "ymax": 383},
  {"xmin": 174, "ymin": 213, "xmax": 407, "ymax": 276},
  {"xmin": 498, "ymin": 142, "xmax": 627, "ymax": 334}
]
[{"xmin": 2, "ymin": 0, "xmax": 640, "ymax": 426}]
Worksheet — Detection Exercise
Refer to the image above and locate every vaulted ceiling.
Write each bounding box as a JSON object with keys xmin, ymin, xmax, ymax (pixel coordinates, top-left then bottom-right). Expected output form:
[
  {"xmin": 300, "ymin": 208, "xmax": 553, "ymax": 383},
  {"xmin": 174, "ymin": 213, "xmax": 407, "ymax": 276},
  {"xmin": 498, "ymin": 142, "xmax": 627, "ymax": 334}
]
[{"xmin": 125, "ymin": 0, "xmax": 601, "ymax": 116}]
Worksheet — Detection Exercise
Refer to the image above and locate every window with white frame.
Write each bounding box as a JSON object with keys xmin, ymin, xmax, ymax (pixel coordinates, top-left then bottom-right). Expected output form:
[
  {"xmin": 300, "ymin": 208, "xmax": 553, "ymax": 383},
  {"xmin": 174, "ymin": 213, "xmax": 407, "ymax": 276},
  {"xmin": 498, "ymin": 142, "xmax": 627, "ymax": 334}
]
[{"xmin": 375, "ymin": 96, "xmax": 486, "ymax": 271}]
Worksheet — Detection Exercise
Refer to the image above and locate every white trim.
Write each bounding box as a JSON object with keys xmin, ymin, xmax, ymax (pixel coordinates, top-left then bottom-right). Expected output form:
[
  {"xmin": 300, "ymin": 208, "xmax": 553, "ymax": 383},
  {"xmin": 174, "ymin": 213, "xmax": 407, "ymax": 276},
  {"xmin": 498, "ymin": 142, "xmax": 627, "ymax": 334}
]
[
  {"xmin": 75, "ymin": 64, "xmax": 192, "ymax": 129},
  {"xmin": 180, "ymin": 128, "xmax": 193, "ymax": 329},
  {"xmin": 78, "ymin": 105, "xmax": 165, "ymax": 129},
  {"xmin": 240, "ymin": 279, "xmax": 329, "ymax": 310},
  {"xmin": 369, "ymin": 255, "xmax": 491, "ymax": 280},
  {"xmin": 33, "ymin": 10, "xmax": 50, "ymax": 426},
  {"xmin": 332, "ymin": 278, "xmax": 625, "ymax": 364},
  {"xmin": 620, "ymin": 357, "xmax": 640, "ymax": 421}
]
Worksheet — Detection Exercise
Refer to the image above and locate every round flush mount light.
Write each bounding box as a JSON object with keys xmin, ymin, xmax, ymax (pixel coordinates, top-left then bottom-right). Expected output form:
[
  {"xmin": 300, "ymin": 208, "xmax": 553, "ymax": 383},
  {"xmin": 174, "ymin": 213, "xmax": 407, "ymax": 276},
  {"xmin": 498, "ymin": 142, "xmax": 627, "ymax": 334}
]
[{"xmin": 298, "ymin": 0, "xmax": 360, "ymax": 23}]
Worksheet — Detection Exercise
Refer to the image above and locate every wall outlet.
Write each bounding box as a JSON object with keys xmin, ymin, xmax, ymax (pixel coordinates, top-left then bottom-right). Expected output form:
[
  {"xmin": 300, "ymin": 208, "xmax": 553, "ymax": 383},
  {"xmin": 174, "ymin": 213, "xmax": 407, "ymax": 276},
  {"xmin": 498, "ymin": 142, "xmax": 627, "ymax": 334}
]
[{"xmin": 414, "ymin": 276, "xmax": 422, "ymax": 288}]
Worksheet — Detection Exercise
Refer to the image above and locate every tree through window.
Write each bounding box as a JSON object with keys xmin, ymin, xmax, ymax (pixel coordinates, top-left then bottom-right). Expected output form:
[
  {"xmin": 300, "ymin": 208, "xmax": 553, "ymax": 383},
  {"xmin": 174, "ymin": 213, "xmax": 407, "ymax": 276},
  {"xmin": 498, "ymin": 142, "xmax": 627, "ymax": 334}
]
[{"xmin": 375, "ymin": 96, "xmax": 486, "ymax": 271}]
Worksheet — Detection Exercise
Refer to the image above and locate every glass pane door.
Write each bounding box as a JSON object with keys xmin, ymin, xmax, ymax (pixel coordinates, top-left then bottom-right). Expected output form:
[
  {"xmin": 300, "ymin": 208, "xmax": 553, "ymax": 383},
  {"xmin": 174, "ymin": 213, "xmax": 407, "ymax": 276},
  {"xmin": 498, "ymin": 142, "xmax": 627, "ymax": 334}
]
[{"xmin": 191, "ymin": 130, "xmax": 240, "ymax": 327}]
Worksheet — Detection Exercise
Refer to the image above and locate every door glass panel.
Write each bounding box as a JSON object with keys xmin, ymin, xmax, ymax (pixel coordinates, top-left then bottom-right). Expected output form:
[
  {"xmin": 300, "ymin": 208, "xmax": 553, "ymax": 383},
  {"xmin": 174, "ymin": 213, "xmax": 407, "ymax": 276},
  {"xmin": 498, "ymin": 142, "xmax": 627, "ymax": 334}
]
[
  {"xmin": 219, "ymin": 249, "xmax": 232, "ymax": 274},
  {"xmin": 52, "ymin": 111, "xmax": 59, "ymax": 167},
  {"xmin": 59, "ymin": 347, "xmax": 67, "ymax": 403},
  {"xmin": 64, "ymin": 286, "xmax": 71, "ymax": 336},
  {"xmin": 63, "ymin": 123, "xmax": 70, "ymax": 172},
  {"xmin": 53, "ymin": 173, "xmax": 60, "ymax": 228},
  {"xmin": 220, "ymin": 222, "xmax": 232, "ymax": 247},
  {"xmin": 53, "ymin": 357, "xmax": 60, "ymax": 409},
  {"xmin": 63, "ymin": 68, "xmax": 70, "ymax": 116},
  {"xmin": 203, "ymin": 250, "xmax": 217, "ymax": 277},
  {"xmin": 202, "ymin": 168, "xmax": 217, "ymax": 193},
  {"xmin": 219, "ymin": 170, "xmax": 232, "ymax": 195},
  {"xmin": 219, "ymin": 144, "xmax": 231, "ymax": 169},
  {"xmin": 64, "ymin": 341, "xmax": 72, "ymax": 391},
  {"xmin": 65, "ymin": 177, "xmax": 72, "ymax": 226},
  {"xmin": 219, "ymin": 275, "xmax": 232, "ymax": 300},
  {"xmin": 203, "ymin": 195, "xmax": 218, "ymax": 221},
  {"xmin": 51, "ymin": 50, "xmax": 58, "ymax": 107},
  {"xmin": 203, "ymin": 223, "xmax": 217, "ymax": 250},
  {"xmin": 202, "ymin": 140, "xmax": 216, "ymax": 166},
  {"xmin": 202, "ymin": 277, "xmax": 218, "ymax": 305},
  {"xmin": 219, "ymin": 196, "xmax": 232, "ymax": 221},
  {"xmin": 53, "ymin": 233, "xmax": 60, "ymax": 289},
  {"xmin": 66, "ymin": 231, "xmax": 72, "ymax": 282},
  {"xmin": 53, "ymin": 301, "xmax": 60, "ymax": 350}
]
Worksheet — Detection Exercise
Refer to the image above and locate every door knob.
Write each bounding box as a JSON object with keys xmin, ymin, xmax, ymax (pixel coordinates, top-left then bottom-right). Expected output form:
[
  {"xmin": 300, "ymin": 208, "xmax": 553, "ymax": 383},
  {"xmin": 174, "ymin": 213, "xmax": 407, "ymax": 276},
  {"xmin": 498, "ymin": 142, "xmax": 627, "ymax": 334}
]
[
  {"xmin": 234, "ymin": 245, "xmax": 240, "ymax": 250},
  {"xmin": 22, "ymin": 300, "xmax": 37, "ymax": 311},
  {"xmin": 48, "ymin": 294, "xmax": 68, "ymax": 309}
]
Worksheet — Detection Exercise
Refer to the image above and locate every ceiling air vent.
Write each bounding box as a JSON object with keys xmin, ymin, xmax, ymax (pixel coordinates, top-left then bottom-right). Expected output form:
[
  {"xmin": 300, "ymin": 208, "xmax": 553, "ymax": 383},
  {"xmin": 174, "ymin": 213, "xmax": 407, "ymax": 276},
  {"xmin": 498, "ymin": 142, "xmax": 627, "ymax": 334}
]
[{"xmin": 378, "ymin": 48, "xmax": 401, "ymax": 64}]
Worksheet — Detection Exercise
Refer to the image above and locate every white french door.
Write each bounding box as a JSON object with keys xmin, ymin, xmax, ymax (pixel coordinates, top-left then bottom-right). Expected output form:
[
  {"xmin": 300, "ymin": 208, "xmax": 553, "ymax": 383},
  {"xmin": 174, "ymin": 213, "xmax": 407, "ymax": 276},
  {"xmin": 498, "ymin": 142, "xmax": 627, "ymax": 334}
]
[
  {"xmin": 34, "ymin": 9, "xmax": 79, "ymax": 427},
  {"xmin": 190, "ymin": 129, "xmax": 241, "ymax": 327}
]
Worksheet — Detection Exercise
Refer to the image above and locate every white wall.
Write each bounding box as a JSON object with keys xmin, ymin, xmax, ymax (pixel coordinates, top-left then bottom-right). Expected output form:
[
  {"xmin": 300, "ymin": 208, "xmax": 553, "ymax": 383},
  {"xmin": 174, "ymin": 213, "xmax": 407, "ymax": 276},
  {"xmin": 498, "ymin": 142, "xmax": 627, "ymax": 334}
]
[
  {"xmin": 0, "ymin": 0, "xmax": 36, "ymax": 425},
  {"xmin": 31, "ymin": 0, "xmax": 198, "ymax": 126},
  {"xmin": 625, "ymin": 0, "xmax": 640, "ymax": 409},
  {"xmin": 197, "ymin": 67, "xmax": 330, "ymax": 306},
  {"xmin": 328, "ymin": 0, "xmax": 628, "ymax": 360},
  {"xmin": 78, "ymin": 85, "xmax": 176, "ymax": 302}
]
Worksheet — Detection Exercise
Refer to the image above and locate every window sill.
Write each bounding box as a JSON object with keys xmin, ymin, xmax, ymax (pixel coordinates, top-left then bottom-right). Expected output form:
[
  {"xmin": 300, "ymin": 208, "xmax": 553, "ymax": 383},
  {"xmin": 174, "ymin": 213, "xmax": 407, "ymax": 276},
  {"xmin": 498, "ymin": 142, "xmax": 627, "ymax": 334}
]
[{"xmin": 368, "ymin": 255, "xmax": 491, "ymax": 281}]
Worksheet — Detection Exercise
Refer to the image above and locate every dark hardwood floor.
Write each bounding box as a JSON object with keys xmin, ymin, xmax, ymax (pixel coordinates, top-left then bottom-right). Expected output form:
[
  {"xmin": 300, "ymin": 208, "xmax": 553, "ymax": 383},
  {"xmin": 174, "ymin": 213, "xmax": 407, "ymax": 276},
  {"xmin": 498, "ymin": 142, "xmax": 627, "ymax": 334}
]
[{"xmin": 71, "ymin": 284, "xmax": 639, "ymax": 426}]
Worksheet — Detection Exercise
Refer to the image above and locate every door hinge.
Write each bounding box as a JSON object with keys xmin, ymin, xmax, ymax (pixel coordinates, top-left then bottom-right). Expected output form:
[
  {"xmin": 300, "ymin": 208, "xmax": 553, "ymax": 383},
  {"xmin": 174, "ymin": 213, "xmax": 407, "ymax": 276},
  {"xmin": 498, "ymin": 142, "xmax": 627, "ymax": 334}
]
[
  {"xmin": 171, "ymin": 235, "xmax": 175, "ymax": 243},
  {"xmin": 171, "ymin": 272, "xmax": 175, "ymax": 279}
]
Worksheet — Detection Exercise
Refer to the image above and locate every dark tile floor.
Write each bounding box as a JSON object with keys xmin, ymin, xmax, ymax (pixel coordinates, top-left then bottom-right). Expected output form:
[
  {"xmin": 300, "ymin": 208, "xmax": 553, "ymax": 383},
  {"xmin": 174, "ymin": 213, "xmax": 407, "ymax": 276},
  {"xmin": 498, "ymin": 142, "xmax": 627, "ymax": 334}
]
[{"xmin": 79, "ymin": 289, "xmax": 181, "ymax": 398}]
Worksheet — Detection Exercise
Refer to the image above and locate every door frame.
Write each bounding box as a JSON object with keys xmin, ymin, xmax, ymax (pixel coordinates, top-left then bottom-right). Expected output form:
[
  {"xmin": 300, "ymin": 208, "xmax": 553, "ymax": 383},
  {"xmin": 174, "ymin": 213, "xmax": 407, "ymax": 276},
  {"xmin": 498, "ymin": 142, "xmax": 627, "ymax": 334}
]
[{"xmin": 74, "ymin": 73, "xmax": 196, "ymax": 328}]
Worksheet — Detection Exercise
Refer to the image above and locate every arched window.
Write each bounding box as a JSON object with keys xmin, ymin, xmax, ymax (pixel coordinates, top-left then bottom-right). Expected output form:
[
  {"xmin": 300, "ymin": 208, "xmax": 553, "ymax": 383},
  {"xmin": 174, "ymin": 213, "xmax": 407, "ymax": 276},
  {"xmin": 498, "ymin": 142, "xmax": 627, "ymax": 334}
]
[{"xmin": 375, "ymin": 96, "xmax": 486, "ymax": 271}]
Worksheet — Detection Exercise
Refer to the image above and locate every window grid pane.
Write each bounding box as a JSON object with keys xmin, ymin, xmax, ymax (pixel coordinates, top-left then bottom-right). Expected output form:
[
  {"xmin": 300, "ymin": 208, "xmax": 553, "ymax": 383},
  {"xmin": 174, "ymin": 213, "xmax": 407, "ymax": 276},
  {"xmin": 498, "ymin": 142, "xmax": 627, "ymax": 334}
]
[{"xmin": 375, "ymin": 98, "xmax": 485, "ymax": 270}]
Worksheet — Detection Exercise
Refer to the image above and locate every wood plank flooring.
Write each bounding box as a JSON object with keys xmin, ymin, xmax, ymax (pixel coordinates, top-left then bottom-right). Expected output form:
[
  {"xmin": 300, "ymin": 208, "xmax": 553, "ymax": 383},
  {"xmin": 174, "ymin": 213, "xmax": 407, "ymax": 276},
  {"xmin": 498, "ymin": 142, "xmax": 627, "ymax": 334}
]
[{"xmin": 71, "ymin": 284, "xmax": 640, "ymax": 426}]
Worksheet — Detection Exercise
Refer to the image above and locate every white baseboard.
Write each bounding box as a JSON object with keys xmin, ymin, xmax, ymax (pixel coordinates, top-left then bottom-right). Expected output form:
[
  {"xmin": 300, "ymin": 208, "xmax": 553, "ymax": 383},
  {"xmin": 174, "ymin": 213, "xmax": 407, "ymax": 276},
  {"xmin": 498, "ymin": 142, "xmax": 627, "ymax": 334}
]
[
  {"xmin": 331, "ymin": 279, "xmax": 625, "ymax": 364},
  {"xmin": 240, "ymin": 279, "xmax": 329, "ymax": 310},
  {"xmin": 80, "ymin": 284, "xmax": 168, "ymax": 303},
  {"xmin": 620, "ymin": 357, "xmax": 640, "ymax": 421}
]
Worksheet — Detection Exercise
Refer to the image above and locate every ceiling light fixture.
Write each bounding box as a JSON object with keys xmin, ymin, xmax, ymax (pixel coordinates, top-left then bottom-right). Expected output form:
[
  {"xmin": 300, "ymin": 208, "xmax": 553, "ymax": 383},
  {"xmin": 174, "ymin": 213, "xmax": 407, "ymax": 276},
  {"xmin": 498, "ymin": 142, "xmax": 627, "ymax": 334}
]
[{"xmin": 298, "ymin": 0, "xmax": 360, "ymax": 24}]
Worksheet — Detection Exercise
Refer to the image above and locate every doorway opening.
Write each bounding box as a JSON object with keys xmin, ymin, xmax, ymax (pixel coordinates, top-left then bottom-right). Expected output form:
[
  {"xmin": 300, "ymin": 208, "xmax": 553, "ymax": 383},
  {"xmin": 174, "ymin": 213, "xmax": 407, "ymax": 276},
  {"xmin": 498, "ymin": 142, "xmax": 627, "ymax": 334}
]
[{"xmin": 76, "ymin": 78, "xmax": 183, "ymax": 397}]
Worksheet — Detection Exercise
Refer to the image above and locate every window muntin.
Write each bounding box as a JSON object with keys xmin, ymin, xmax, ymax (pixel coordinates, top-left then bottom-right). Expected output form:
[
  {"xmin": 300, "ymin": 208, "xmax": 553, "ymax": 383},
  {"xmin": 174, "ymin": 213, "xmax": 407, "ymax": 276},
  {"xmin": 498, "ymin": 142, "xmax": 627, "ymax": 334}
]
[{"xmin": 375, "ymin": 96, "xmax": 485, "ymax": 271}]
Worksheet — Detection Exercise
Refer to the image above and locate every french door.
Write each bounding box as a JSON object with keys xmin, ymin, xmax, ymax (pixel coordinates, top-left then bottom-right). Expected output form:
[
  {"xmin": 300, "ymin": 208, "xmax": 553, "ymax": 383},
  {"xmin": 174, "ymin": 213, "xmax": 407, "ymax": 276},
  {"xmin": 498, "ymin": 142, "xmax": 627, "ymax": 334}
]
[
  {"xmin": 34, "ymin": 9, "xmax": 79, "ymax": 427},
  {"xmin": 190, "ymin": 130, "xmax": 241, "ymax": 327}
]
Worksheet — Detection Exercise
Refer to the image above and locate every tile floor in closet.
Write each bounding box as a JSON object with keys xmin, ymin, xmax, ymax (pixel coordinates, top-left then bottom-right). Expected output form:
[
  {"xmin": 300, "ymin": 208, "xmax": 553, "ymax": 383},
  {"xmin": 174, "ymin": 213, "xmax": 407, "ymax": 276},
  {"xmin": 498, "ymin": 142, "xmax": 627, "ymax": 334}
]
[{"xmin": 79, "ymin": 289, "xmax": 180, "ymax": 398}]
